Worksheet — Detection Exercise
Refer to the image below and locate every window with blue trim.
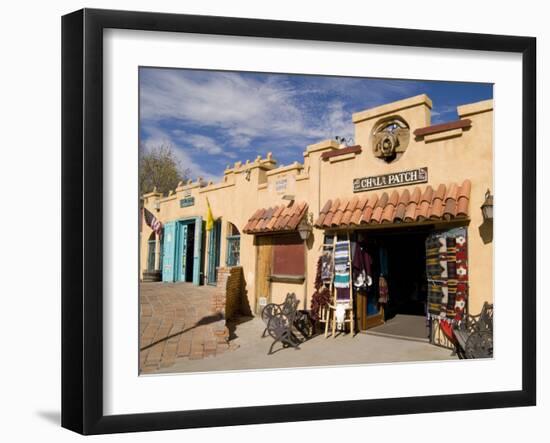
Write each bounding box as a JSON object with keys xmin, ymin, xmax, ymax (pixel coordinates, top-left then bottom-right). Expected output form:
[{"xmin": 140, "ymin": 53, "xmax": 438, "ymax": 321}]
[{"xmin": 226, "ymin": 223, "xmax": 241, "ymax": 267}]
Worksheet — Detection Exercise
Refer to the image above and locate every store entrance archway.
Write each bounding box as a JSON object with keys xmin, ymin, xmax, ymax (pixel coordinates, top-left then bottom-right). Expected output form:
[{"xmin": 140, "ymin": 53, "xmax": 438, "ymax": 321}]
[{"xmin": 363, "ymin": 227, "xmax": 430, "ymax": 341}]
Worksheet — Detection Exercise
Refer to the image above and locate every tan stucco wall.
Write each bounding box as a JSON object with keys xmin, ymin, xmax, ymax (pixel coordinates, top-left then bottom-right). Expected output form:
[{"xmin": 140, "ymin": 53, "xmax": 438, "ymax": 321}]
[{"xmin": 141, "ymin": 94, "xmax": 494, "ymax": 317}]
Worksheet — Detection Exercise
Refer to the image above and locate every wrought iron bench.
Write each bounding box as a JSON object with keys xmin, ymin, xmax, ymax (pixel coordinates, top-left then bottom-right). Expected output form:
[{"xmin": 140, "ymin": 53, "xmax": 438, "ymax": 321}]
[
  {"xmin": 261, "ymin": 293, "xmax": 313, "ymax": 355},
  {"xmin": 453, "ymin": 302, "xmax": 494, "ymax": 359}
]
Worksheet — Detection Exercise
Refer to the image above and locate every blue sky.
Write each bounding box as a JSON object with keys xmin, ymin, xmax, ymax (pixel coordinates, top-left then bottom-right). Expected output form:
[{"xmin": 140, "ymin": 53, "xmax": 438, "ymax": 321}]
[{"xmin": 139, "ymin": 68, "xmax": 492, "ymax": 182}]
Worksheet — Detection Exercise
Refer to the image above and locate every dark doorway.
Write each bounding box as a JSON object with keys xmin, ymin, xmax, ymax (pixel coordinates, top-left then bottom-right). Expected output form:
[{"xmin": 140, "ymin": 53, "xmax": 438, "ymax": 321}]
[
  {"xmin": 358, "ymin": 226, "xmax": 431, "ymax": 340},
  {"xmin": 184, "ymin": 223, "xmax": 195, "ymax": 282},
  {"xmin": 383, "ymin": 230, "xmax": 428, "ymax": 319}
]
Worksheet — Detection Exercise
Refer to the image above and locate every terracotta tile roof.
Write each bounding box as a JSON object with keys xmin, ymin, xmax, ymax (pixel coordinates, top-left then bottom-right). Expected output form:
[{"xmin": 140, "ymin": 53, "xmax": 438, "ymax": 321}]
[
  {"xmin": 314, "ymin": 180, "xmax": 471, "ymax": 229},
  {"xmin": 244, "ymin": 201, "xmax": 308, "ymax": 234}
]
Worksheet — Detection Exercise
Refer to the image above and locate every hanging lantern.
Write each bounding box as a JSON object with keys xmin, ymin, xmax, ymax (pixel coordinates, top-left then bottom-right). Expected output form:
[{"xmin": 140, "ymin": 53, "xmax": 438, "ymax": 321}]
[
  {"xmin": 297, "ymin": 214, "xmax": 313, "ymax": 241},
  {"xmin": 481, "ymin": 189, "xmax": 493, "ymax": 221}
]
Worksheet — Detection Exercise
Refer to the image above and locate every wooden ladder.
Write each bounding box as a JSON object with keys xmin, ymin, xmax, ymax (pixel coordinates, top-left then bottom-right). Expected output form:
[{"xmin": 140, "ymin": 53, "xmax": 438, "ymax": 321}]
[{"xmin": 325, "ymin": 232, "xmax": 355, "ymax": 338}]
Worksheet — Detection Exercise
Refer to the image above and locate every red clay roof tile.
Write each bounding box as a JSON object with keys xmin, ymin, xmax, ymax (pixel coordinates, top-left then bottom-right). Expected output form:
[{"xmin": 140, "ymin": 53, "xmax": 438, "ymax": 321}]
[
  {"xmin": 458, "ymin": 179, "xmax": 472, "ymax": 200},
  {"xmin": 429, "ymin": 184, "xmax": 446, "ymax": 219},
  {"xmin": 356, "ymin": 194, "xmax": 369, "ymax": 212},
  {"xmin": 275, "ymin": 206, "xmax": 291, "ymax": 230},
  {"xmin": 323, "ymin": 210, "xmax": 334, "ymax": 227},
  {"xmin": 388, "ymin": 190, "xmax": 399, "ymax": 207},
  {"xmin": 265, "ymin": 211, "xmax": 280, "ymax": 231},
  {"xmin": 416, "ymin": 186, "xmax": 434, "ymax": 220},
  {"xmin": 371, "ymin": 192, "xmax": 388, "ymax": 223},
  {"xmin": 315, "ymin": 199, "xmax": 332, "ymax": 226},
  {"xmin": 394, "ymin": 189, "xmax": 410, "ymax": 221},
  {"xmin": 348, "ymin": 196, "xmax": 359, "ymax": 213},
  {"xmin": 338, "ymin": 197, "xmax": 350, "ymax": 212},
  {"xmin": 329, "ymin": 198, "xmax": 341, "ymax": 213},
  {"xmin": 360, "ymin": 206, "xmax": 374, "ymax": 224},
  {"xmin": 410, "ymin": 187, "xmax": 422, "ymax": 204},
  {"xmin": 430, "ymin": 198, "xmax": 444, "ymax": 220},
  {"xmin": 442, "ymin": 183, "xmax": 459, "ymax": 219},
  {"xmin": 434, "ymin": 184, "xmax": 447, "ymax": 201},
  {"xmin": 457, "ymin": 180, "xmax": 471, "ymax": 216},
  {"xmin": 381, "ymin": 191, "xmax": 399, "ymax": 223},
  {"xmin": 319, "ymin": 199, "xmax": 333, "ymax": 215},
  {"xmin": 314, "ymin": 212, "xmax": 326, "ymax": 227},
  {"xmin": 350, "ymin": 208, "xmax": 363, "ymax": 225}
]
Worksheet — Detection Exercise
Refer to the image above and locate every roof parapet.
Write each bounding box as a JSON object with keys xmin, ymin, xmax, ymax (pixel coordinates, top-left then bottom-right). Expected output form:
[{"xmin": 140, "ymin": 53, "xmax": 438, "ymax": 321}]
[
  {"xmin": 224, "ymin": 152, "xmax": 277, "ymax": 175},
  {"xmin": 457, "ymin": 99, "xmax": 493, "ymax": 118},
  {"xmin": 352, "ymin": 94, "xmax": 433, "ymax": 124},
  {"xmin": 303, "ymin": 139, "xmax": 340, "ymax": 158}
]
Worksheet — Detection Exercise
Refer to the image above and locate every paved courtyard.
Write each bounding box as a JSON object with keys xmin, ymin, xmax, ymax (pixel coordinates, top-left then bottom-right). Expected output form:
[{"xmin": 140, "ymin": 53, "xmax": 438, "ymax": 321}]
[
  {"xmin": 140, "ymin": 282, "xmax": 456, "ymax": 375},
  {"xmin": 140, "ymin": 282, "xmax": 230, "ymax": 374}
]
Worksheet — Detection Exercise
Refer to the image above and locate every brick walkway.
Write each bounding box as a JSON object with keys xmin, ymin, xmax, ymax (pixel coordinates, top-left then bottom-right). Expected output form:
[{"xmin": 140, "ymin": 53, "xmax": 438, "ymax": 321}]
[{"xmin": 139, "ymin": 282, "xmax": 230, "ymax": 374}]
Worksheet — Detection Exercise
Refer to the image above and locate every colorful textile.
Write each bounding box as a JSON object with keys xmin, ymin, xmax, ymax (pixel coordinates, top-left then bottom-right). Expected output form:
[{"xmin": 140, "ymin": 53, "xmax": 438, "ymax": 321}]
[
  {"xmin": 378, "ymin": 275, "xmax": 389, "ymax": 304},
  {"xmin": 426, "ymin": 235, "xmax": 444, "ymax": 317},
  {"xmin": 438, "ymin": 319, "xmax": 457, "ymax": 345},
  {"xmin": 352, "ymin": 243, "xmax": 373, "ymax": 290},
  {"xmin": 320, "ymin": 245, "xmax": 334, "ymax": 283},
  {"xmin": 425, "ymin": 227, "xmax": 468, "ymax": 322},
  {"xmin": 445, "ymin": 236, "xmax": 457, "ymax": 319},
  {"xmin": 454, "ymin": 230, "xmax": 469, "ymax": 322},
  {"xmin": 333, "ymin": 241, "xmax": 351, "ymax": 289}
]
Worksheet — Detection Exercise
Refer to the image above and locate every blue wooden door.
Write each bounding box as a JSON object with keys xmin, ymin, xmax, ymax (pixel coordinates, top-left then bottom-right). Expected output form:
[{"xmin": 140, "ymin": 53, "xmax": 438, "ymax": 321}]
[
  {"xmin": 162, "ymin": 221, "xmax": 176, "ymax": 282},
  {"xmin": 207, "ymin": 219, "xmax": 221, "ymax": 285}
]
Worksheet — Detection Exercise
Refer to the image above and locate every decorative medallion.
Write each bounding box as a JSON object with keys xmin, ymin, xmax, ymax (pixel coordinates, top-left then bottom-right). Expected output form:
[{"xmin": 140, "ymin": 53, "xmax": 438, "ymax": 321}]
[{"xmin": 372, "ymin": 117, "xmax": 410, "ymax": 163}]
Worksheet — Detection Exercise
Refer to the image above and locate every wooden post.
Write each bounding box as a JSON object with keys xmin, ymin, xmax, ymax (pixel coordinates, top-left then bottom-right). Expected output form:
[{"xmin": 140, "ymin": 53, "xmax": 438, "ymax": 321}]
[{"xmin": 347, "ymin": 231, "xmax": 354, "ymax": 336}]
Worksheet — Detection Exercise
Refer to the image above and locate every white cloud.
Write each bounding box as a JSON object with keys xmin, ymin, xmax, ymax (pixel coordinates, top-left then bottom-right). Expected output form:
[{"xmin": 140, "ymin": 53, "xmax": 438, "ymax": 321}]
[{"xmin": 140, "ymin": 70, "xmax": 347, "ymax": 150}]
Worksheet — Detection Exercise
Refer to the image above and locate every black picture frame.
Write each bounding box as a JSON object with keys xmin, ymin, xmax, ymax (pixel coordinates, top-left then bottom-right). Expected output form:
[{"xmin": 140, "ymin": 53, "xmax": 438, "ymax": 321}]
[{"xmin": 61, "ymin": 8, "xmax": 536, "ymax": 435}]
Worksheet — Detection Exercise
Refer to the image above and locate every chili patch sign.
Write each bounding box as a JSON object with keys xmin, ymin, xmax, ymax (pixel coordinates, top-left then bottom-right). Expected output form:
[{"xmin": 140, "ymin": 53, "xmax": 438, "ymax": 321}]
[{"xmin": 353, "ymin": 167, "xmax": 428, "ymax": 192}]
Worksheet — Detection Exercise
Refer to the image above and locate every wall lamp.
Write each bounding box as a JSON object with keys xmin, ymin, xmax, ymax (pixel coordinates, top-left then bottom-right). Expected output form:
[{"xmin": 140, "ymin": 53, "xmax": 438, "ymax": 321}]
[
  {"xmin": 297, "ymin": 213, "xmax": 313, "ymax": 241},
  {"xmin": 481, "ymin": 189, "xmax": 493, "ymax": 221}
]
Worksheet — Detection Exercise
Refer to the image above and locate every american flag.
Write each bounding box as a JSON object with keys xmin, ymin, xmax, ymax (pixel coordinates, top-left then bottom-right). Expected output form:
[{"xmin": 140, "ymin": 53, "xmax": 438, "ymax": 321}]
[{"xmin": 143, "ymin": 207, "xmax": 162, "ymax": 235}]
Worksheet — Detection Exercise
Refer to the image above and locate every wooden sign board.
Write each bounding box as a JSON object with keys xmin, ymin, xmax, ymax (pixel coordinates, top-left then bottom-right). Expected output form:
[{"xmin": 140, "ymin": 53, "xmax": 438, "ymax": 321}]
[{"xmin": 353, "ymin": 167, "xmax": 428, "ymax": 192}]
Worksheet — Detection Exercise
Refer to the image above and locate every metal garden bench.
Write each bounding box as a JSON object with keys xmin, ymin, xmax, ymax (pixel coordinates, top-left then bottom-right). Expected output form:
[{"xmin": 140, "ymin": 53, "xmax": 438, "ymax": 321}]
[
  {"xmin": 261, "ymin": 293, "xmax": 313, "ymax": 355},
  {"xmin": 453, "ymin": 302, "xmax": 494, "ymax": 359}
]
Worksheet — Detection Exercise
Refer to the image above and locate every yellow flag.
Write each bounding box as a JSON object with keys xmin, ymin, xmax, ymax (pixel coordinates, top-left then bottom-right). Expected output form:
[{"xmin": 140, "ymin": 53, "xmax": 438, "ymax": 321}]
[{"xmin": 206, "ymin": 197, "xmax": 214, "ymax": 231}]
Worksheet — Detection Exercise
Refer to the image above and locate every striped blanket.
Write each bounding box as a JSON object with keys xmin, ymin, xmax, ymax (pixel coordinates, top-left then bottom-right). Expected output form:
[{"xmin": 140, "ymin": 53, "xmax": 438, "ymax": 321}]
[{"xmin": 333, "ymin": 241, "xmax": 350, "ymax": 289}]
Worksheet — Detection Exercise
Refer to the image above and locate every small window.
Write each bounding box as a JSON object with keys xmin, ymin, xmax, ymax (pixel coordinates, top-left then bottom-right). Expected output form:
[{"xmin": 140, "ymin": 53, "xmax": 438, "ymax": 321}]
[
  {"xmin": 226, "ymin": 222, "xmax": 241, "ymax": 266},
  {"xmin": 147, "ymin": 231, "xmax": 161, "ymax": 271},
  {"xmin": 271, "ymin": 233, "xmax": 305, "ymax": 277}
]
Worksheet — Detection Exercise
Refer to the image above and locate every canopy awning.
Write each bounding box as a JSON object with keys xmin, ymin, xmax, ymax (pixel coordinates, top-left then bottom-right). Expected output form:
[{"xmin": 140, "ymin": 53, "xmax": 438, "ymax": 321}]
[
  {"xmin": 314, "ymin": 180, "xmax": 471, "ymax": 229},
  {"xmin": 243, "ymin": 201, "xmax": 308, "ymax": 234}
]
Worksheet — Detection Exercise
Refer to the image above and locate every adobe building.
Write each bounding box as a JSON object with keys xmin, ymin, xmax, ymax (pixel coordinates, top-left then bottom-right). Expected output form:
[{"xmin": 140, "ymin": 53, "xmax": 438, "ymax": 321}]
[{"xmin": 140, "ymin": 94, "xmax": 493, "ymax": 344}]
